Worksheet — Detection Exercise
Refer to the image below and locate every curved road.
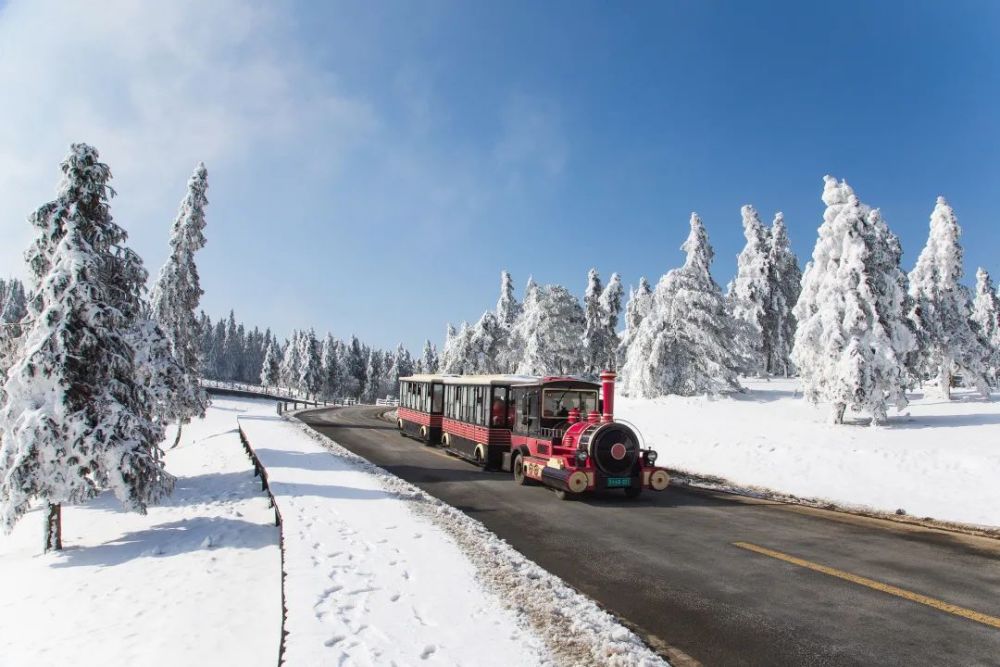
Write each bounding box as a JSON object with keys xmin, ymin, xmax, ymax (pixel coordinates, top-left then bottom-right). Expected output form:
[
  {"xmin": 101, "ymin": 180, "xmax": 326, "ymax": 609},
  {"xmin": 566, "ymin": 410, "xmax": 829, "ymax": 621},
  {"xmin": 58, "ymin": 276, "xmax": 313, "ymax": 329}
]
[{"xmin": 299, "ymin": 405, "xmax": 1000, "ymax": 666}]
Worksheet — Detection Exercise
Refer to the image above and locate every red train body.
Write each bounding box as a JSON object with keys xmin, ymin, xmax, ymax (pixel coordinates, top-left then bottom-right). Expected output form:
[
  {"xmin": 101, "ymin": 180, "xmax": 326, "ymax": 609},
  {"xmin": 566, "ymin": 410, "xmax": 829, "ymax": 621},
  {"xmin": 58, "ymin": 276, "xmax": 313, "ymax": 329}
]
[{"xmin": 397, "ymin": 371, "xmax": 669, "ymax": 500}]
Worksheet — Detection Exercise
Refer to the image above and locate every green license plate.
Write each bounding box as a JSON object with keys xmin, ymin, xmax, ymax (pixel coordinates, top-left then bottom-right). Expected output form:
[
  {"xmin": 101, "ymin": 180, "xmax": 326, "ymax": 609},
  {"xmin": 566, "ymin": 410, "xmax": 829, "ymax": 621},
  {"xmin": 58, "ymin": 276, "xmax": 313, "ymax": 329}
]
[{"xmin": 605, "ymin": 477, "xmax": 632, "ymax": 488}]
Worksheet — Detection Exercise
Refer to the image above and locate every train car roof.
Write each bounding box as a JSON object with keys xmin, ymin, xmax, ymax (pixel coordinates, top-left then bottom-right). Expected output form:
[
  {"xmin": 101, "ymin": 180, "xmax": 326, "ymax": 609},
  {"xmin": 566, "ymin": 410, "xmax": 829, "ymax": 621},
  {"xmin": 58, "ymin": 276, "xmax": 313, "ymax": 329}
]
[{"xmin": 400, "ymin": 374, "xmax": 598, "ymax": 387}]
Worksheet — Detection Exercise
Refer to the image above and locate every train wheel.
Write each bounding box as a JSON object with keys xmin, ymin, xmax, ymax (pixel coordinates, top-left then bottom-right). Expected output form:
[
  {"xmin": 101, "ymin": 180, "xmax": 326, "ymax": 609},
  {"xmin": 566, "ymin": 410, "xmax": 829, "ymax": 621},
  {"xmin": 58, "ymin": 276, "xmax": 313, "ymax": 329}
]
[
  {"xmin": 513, "ymin": 456, "xmax": 530, "ymax": 485},
  {"xmin": 624, "ymin": 484, "xmax": 643, "ymax": 499}
]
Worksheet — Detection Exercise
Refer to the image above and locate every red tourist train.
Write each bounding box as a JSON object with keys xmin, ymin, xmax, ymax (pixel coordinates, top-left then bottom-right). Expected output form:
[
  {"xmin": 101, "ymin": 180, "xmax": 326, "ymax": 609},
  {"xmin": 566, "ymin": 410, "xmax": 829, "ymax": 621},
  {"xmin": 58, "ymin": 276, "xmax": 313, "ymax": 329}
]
[{"xmin": 396, "ymin": 371, "xmax": 670, "ymax": 500}]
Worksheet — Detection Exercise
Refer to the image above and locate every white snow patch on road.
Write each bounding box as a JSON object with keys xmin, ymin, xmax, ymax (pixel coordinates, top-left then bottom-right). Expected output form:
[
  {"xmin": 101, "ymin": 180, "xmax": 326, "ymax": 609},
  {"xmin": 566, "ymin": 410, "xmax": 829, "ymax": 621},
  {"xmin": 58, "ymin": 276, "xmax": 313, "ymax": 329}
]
[
  {"xmin": 0, "ymin": 397, "xmax": 282, "ymax": 667},
  {"xmin": 260, "ymin": 410, "xmax": 668, "ymax": 667},
  {"xmin": 619, "ymin": 378, "xmax": 1000, "ymax": 527}
]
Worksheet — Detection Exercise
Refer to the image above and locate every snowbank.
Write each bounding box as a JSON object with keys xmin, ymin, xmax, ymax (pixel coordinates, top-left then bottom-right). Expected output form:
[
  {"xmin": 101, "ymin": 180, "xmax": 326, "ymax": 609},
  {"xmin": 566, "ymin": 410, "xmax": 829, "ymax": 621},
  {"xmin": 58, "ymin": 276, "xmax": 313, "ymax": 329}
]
[
  {"xmin": 240, "ymin": 410, "xmax": 667, "ymax": 667},
  {"xmin": 0, "ymin": 397, "xmax": 282, "ymax": 666},
  {"xmin": 618, "ymin": 378, "xmax": 1000, "ymax": 527}
]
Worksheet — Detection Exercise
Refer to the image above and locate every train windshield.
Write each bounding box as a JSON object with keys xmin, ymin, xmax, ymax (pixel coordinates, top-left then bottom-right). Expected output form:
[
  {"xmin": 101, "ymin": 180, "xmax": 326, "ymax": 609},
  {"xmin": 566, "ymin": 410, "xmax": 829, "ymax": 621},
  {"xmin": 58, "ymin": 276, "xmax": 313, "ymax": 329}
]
[{"xmin": 541, "ymin": 389, "xmax": 599, "ymax": 419}]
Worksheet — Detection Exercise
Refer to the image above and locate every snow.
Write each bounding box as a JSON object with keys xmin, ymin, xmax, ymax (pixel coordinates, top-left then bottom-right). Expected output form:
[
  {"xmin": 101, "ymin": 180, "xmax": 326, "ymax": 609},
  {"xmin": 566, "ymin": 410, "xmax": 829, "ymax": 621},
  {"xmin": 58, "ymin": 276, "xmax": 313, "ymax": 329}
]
[
  {"xmin": 0, "ymin": 396, "xmax": 282, "ymax": 666},
  {"xmin": 618, "ymin": 377, "xmax": 1000, "ymax": 527},
  {"xmin": 240, "ymin": 409, "xmax": 667, "ymax": 666}
]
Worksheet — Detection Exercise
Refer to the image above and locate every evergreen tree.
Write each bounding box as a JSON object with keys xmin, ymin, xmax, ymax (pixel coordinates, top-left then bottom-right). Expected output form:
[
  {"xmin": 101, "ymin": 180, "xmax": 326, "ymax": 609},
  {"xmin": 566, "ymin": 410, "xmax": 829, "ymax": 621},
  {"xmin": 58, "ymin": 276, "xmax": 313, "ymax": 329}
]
[
  {"xmin": 440, "ymin": 323, "xmax": 461, "ymax": 374},
  {"xmin": 971, "ymin": 268, "xmax": 1000, "ymax": 386},
  {"xmin": 792, "ymin": 176, "xmax": 915, "ymax": 424},
  {"xmin": 598, "ymin": 272, "xmax": 624, "ymax": 371},
  {"xmin": 618, "ymin": 277, "xmax": 652, "ymax": 368},
  {"xmin": 505, "ymin": 277, "xmax": 539, "ymax": 374},
  {"xmin": 279, "ymin": 330, "xmax": 301, "ymax": 390},
  {"xmin": 0, "ymin": 278, "xmax": 28, "ymax": 379},
  {"xmin": 907, "ymin": 197, "xmax": 989, "ymax": 398},
  {"xmin": 344, "ymin": 336, "xmax": 367, "ymax": 398},
  {"xmin": 297, "ymin": 328, "xmax": 322, "ymax": 399},
  {"xmin": 150, "ymin": 162, "xmax": 210, "ymax": 447},
  {"xmin": 496, "ymin": 270, "xmax": 520, "ymax": 327},
  {"xmin": 363, "ymin": 348, "xmax": 384, "ymax": 402},
  {"xmin": 620, "ymin": 213, "xmax": 742, "ymax": 397},
  {"xmin": 517, "ymin": 285, "xmax": 585, "ymax": 376},
  {"xmin": 582, "ymin": 269, "xmax": 609, "ymax": 376},
  {"xmin": 0, "ymin": 144, "xmax": 174, "ymax": 550},
  {"xmin": 764, "ymin": 212, "xmax": 801, "ymax": 376},
  {"xmin": 469, "ymin": 311, "xmax": 502, "ymax": 373},
  {"xmin": 419, "ymin": 339, "xmax": 439, "ymax": 374},
  {"xmin": 260, "ymin": 337, "xmax": 280, "ymax": 388},
  {"xmin": 389, "ymin": 343, "xmax": 414, "ymax": 393},
  {"xmin": 727, "ymin": 205, "xmax": 771, "ymax": 376}
]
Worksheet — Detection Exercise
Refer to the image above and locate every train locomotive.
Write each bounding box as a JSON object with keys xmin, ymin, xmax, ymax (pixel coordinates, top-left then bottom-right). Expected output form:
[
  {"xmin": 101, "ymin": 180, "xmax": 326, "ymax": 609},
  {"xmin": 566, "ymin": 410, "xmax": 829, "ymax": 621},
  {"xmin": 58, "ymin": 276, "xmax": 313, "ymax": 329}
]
[{"xmin": 396, "ymin": 371, "xmax": 669, "ymax": 500}]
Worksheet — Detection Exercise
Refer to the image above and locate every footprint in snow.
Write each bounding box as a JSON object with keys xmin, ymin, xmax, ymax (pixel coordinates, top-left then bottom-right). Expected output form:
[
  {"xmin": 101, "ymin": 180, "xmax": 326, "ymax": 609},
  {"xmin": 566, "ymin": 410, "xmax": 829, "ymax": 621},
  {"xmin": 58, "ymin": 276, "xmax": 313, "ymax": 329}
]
[{"xmin": 421, "ymin": 645, "xmax": 437, "ymax": 660}]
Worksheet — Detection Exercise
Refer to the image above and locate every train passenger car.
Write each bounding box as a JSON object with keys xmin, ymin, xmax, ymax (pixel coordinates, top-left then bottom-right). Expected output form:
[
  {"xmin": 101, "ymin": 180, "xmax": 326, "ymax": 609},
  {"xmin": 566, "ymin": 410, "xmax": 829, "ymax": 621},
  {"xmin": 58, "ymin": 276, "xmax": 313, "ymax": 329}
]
[
  {"xmin": 439, "ymin": 375, "xmax": 534, "ymax": 469},
  {"xmin": 396, "ymin": 375, "xmax": 446, "ymax": 444},
  {"xmin": 507, "ymin": 372, "xmax": 670, "ymax": 500}
]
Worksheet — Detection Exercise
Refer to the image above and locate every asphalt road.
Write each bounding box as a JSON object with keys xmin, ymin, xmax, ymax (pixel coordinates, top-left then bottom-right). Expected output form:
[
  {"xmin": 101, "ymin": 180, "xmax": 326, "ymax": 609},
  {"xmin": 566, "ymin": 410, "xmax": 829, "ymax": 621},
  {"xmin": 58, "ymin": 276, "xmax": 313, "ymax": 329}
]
[{"xmin": 298, "ymin": 405, "xmax": 1000, "ymax": 666}]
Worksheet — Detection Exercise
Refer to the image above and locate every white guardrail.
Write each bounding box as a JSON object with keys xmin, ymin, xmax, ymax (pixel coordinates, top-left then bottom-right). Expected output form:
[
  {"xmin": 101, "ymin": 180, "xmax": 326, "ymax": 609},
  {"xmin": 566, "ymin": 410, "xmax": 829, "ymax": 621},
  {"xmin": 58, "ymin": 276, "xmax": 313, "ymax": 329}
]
[{"xmin": 375, "ymin": 397, "xmax": 400, "ymax": 407}]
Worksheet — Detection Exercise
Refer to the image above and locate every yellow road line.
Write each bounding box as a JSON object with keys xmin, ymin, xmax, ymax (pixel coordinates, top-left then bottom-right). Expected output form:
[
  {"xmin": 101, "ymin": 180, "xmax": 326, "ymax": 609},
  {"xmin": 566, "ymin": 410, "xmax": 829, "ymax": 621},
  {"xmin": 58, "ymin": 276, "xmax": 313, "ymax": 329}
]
[{"xmin": 733, "ymin": 541, "xmax": 1000, "ymax": 630}]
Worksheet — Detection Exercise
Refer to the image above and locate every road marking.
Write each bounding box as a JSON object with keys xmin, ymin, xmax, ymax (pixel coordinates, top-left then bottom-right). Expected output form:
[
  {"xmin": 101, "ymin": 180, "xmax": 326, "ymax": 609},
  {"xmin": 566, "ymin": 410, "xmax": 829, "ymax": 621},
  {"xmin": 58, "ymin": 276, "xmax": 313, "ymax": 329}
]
[{"xmin": 733, "ymin": 541, "xmax": 1000, "ymax": 630}]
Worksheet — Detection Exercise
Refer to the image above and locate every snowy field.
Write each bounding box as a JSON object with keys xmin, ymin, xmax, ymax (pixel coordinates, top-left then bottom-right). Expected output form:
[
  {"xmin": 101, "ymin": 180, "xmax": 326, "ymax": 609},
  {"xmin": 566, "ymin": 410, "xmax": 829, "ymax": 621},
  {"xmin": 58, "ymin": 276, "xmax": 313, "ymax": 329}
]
[
  {"xmin": 0, "ymin": 397, "xmax": 282, "ymax": 666},
  {"xmin": 619, "ymin": 378, "xmax": 1000, "ymax": 528},
  {"xmin": 241, "ymin": 409, "xmax": 666, "ymax": 667}
]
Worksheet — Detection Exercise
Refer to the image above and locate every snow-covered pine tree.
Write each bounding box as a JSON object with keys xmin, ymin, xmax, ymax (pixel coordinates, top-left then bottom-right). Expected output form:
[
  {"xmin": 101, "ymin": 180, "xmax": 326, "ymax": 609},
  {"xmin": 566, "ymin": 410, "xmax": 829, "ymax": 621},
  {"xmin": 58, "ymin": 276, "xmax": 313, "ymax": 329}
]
[
  {"xmin": 419, "ymin": 339, "xmax": 438, "ymax": 374},
  {"xmin": 971, "ymin": 268, "xmax": 1000, "ymax": 385},
  {"xmin": 450, "ymin": 322, "xmax": 475, "ymax": 374},
  {"xmin": 496, "ymin": 270, "xmax": 520, "ymax": 328},
  {"xmin": 792, "ymin": 176, "xmax": 915, "ymax": 424},
  {"xmin": 260, "ymin": 337, "xmax": 280, "ymax": 388},
  {"xmin": 765, "ymin": 212, "xmax": 802, "ymax": 376},
  {"xmin": 907, "ymin": 197, "xmax": 990, "ymax": 398},
  {"xmin": 598, "ymin": 272, "xmax": 624, "ymax": 371},
  {"xmin": 727, "ymin": 205, "xmax": 772, "ymax": 376},
  {"xmin": 150, "ymin": 162, "xmax": 210, "ymax": 447},
  {"xmin": 439, "ymin": 324, "xmax": 459, "ymax": 374},
  {"xmin": 344, "ymin": 336, "xmax": 367, "ymax": 399},
  {"xmin": 318, "ymin": 333, "xmax": 339, "ymax": 398},
  {"xmin": 469, "ymin": 311, "xmax": 502, "ymax": 373},
  {"xmin": 582, "ymin": 269, "xmax": 612, "ymax": 376},
  {"xmin": 0, "ymin": 144, "xmax": 175, "ymax": 550},
  {"xmin": 517, "ymin": 285, "xmax": 585, "ymax": 376},
  {"xmin": 363, "ymin": 348, "xmax": 384, "ymax": 402},
  {"xmin": 620, "ymin": 213, "xmax": 743, "ymax": 397},
  {"xmin": 0, "ymin": 278, "xmax": 28, "ymax": 379},
  {"xmin": 297, "ymin": 329, "xmax": 322, "ymax": 399},
  {"xmin": 505, "ymin": 277, "xmax": 539, "ymax": 374},
  {"xmin": 389, "ymin": 343, "xmax": 414, "ymax": 394},
  {"xmin": 279, "ymin": 330, "xmax": 301, "ymax": 390},
  {"xmin": 618, "ymin": 277, "xmax": 652, "ymax": 368}
]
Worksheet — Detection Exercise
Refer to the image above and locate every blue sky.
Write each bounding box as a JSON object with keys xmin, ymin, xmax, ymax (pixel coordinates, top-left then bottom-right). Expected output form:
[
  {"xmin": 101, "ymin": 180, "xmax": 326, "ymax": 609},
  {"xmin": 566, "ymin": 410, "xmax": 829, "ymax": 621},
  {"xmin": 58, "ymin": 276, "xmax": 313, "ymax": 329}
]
[{"xmin": 0, "ymin": 1, "xmax": 997, "ymax": 351}]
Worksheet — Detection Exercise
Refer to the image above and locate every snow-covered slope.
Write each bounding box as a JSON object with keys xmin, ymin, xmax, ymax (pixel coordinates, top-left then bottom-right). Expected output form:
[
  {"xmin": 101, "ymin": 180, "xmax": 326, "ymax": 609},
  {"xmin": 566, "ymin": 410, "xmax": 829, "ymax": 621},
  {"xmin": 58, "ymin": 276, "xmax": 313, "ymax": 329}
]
[
  {"xmin": 0, "ymin": 397, "xmax": 282, "ymax": 666},
  {"xmin": 618, "ymin": 378, "xmax": 1000, "ymax": 527}
]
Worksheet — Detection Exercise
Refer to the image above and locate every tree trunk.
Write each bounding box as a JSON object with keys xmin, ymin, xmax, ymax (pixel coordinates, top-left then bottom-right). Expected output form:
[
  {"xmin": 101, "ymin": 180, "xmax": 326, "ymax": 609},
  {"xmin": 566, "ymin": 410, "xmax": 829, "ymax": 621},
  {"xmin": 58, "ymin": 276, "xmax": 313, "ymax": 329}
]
[
  {"xmin": 938, "ymin": 364, "xmax": 952, "ymax": 400},
  {"xmin": 831, "ymin": 402, "xmax": 846, "ymax": 424},
  {"xmin": 45, "ymin": 502, "xmax": 62, "ymax": 552},
  {"xmin": 171, "ymin": 423, "xmax": 184, "ymax": 449}
]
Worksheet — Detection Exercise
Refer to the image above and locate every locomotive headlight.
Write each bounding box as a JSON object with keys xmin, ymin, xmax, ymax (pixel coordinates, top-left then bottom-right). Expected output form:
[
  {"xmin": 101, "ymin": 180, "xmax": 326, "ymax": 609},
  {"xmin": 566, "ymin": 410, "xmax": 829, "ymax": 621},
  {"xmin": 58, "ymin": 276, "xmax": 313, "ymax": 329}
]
[
  {"xmin": 575, "ymin": 449, "xmax": 588, "ymax": 465},
  {"xmin": 645, "ymin": 450, "xmax": 658, "ymax": 465}
]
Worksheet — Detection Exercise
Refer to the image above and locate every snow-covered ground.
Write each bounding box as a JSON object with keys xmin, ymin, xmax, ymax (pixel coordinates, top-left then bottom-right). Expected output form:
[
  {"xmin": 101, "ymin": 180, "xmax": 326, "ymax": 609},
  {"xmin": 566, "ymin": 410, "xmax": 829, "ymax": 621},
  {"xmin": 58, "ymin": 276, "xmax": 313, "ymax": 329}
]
[
  {"xmin": 0, "ymin": 396, "xmax": 282, "ymax": 666},
  {"xmin": 240, "ymin": 410, "xmax": 666, "ymax": 666},
  {"xmin": 619, "ymin": 378, "xmax": 1000, "ymax": 527}
]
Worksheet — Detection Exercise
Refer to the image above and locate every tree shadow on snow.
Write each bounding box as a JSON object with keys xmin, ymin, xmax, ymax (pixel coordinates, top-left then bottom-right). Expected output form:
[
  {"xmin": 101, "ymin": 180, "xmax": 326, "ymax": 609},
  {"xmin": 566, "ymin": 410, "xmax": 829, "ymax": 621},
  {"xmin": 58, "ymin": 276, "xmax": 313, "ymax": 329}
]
[
  {"xmin": 50, "ymin": 516, "xmax": 277, "ymax": 569},
  {"xmin": 887, "ymin": 412, "xmax": 1000, "ymax": 430}
]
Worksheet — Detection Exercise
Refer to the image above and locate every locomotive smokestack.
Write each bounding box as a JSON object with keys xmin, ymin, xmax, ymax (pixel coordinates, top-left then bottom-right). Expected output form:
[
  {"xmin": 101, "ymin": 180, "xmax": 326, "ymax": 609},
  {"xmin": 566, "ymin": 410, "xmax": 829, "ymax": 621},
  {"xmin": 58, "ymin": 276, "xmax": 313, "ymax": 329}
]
[{"xmin": 600, "ymin": 371, "xmax": 616, "ymax": 423}]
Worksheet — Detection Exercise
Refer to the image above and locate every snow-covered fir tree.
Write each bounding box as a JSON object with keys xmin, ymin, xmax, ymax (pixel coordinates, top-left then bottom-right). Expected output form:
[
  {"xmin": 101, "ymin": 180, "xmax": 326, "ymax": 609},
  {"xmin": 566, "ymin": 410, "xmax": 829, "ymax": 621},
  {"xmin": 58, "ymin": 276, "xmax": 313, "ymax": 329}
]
[
  {"xmin": 618, "ymin": 277, "xmax": 653, "ymax": 368},
  {"xmin": 469, "ymin": 311, "xmax": 502, "ymax": 373},
  {"xmin": 389, "ymin": 343, "xmax": 414, "ymax": 392},
  {"xmin": 297, "ymin": 329, "xmax": 322, "ymax": 399},
  {"xmin": 907, "ymin": 197, "xmax": 989, "ymax": 398},
  {"xmin": 582, "ymin": 269, "xmax": 614, "ymax": 376},
  {"xmin": 517, "ymin": 285, "xmax": 585, "ymax": 376},
  {"xmin": 150, "ymin": 162, "xmax": 210, "ymax": 447},
  {"xmin": 971, "ymin": 268, "xmax": 1000, "ymax": 385},
  {"xmin": 620, "ymin": 213, "xmax": 743, "ymax": 397},
  {"xmin": 597, "ymin": 272, "xmax": 624, "ymax": 372},
  {"xmin": 727, "ymin": 205, "xmax": 771, "ymax": 376},
  {"xmin": 765, "ymin": 212, "xmax": 802, "ymax": 376},
  {"xmin": 0, "ymin": 278, "xmax": 28, "ymax": 378},
  {"xmin": 343, "ymin": 336, "xmax": 367, "ymax": 399},
  {"xmin": 260, "ymin": 337, "xmax": 280, "ymax": 388},
  {"xmin": 792, "ymin": 176, "xmax": 915, "ymax": 424},
  {"xmin": 496, "ymin": 270, "xmax": 520, "ymax": 328},
  {"xmin": 363, "ymin": 348, "xmax": 384, "ymax": 402},
  {"xmin": 0, "ymin": 144, "xmax": 175, "ymax": 550},
  {"xmin": 279, "ymin": 330, "xmax": 301, "ymax": 389},
  {"xmin": 418, "ymin": 339, "xmax": 439, "ymax": 374}
]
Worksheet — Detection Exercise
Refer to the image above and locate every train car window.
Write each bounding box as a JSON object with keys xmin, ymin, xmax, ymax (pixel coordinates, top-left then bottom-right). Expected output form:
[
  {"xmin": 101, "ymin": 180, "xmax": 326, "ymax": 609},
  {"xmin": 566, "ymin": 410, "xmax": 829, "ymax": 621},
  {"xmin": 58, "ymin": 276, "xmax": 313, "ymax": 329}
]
[
  {"xmin": 491, "ymin": 386, "xmax": 509, "ymax": 428},
  {"xmin": 526, "ymin": 391, "xmax": 538, "ymax": 435},
  {"xmin": 431, "ymin": 383, "xmax": 443, "ymax": 414}
]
